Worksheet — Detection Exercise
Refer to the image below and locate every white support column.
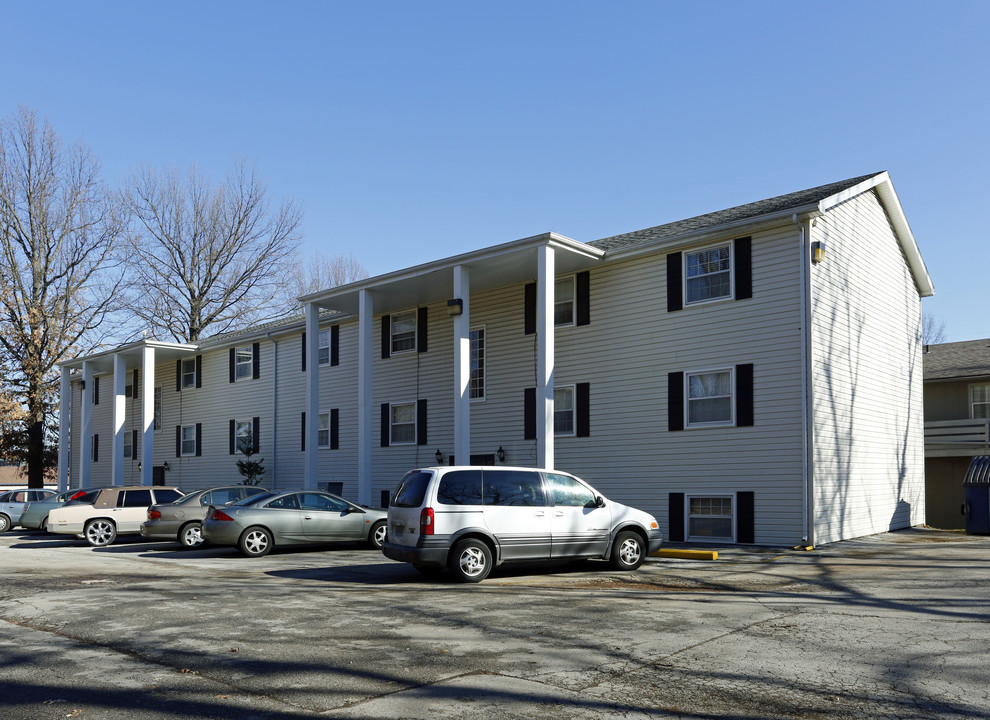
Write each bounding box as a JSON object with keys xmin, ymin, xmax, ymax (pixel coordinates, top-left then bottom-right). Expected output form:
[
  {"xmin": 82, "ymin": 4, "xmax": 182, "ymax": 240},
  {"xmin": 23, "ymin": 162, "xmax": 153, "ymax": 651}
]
[
  {"xmin": 357, "ymin": 289, "xmax": 373, "ymax": 506},
  {"xmin": 536, "ymin": 245, "xmax": 555, "ymax": 470},
  {"xmin": 58, "ymin": 366, "xmax": 71, "ymax": 491},
  {"xmin": 79, "ymin": 361, "xmax": 93, "ymax": 487},
  {"xmin": 453, "ymin": 265, "xmax": 471, "ymax": 465},
  {"xmin": 304, "ymin": 302, "xmax": 321, "ymax": 491},
  {"xmin": 141, "ymin": 346, "xmax": 155, "ymax": 487},
  {"xmin": 112, "ymin": 354, "xmax": 126, "ymax": 486}
]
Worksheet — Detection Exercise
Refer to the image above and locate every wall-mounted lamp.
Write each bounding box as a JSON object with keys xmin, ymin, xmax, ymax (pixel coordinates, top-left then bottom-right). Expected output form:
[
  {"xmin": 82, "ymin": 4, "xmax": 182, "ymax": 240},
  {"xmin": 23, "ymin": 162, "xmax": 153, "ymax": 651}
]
[
  {"xmin": 812, "ymin": 241, "xmax": 826, "ymax": 264},
  {"xmin": 435, "ymin": 449, "xmax": 444, "ymax": 464},
  {"xmin": 496, "ymin": 446, "xmax": 506, "ymax": 463},
  {"xmin": 163, "ymin": 461, "xmax": 170, "ymax": 472},
  {"xmin": 138, "ymin": 462, "xmax": 142, "ymax": 472},
  {"xmin": 446, "ymin": 298, "xmax": 463, "ymax": 317}
]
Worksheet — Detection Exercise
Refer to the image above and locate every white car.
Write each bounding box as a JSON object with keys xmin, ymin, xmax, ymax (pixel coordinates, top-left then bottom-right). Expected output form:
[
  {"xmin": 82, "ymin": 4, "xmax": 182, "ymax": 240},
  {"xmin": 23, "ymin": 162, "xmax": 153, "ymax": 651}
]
[
  {"xmin": 48, "ymin": 485, "xmax": 183, "ymax": 547},
  {"xmin": 382, "ymin": 466, "xmax": 663, "ymax": 582}
]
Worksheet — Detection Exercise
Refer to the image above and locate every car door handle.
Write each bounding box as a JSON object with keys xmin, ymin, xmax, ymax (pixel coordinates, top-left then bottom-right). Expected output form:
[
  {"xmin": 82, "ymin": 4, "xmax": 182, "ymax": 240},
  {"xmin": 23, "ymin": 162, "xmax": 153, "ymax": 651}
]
[
  {"xmin": 553, "ymin": 511, "xmax": 564, "ymax": 518},
  {"xmin": 303, "ymin": 515, "xmax": 313, "ymax": 520},
  {"xmin": 535, "ymin": 510, "xmax": 545, "ymax": 517}
]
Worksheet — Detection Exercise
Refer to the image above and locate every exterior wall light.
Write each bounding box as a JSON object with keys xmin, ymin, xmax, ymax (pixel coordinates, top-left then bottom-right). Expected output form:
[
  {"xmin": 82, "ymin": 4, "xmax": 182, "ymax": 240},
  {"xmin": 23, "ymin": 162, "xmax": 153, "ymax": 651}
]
[
  {"xmin": 496, "ymin": 446, "xmax": 506, "ymax": 463},
  {"xmin": 446, "ymin": 299, "xmax": 463, "ymax": 317},
  {"xmin": 812, "ymin": 241, "xmax": 826, "ymax": 264},
  {"xmin": 435, "ymin": 449, "xmax": 444, "ymax": 464}
]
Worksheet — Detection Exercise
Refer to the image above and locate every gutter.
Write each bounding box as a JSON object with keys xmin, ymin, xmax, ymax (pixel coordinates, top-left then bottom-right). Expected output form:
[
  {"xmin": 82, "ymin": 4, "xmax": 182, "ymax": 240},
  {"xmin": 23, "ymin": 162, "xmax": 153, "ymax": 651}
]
[{"xmin": 797, "ymin": 214, "xmax": 815, "ymax": 547}]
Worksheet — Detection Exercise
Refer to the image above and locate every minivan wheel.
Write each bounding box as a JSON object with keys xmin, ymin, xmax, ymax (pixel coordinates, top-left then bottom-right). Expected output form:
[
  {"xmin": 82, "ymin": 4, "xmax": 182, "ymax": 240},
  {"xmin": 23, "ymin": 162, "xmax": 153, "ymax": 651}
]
[
  {"xmin": 368, "ymin": 521, "xmax": 387, "ymax": 550},
  {"xmin": 610, "ymin": 531, "xmax": 645, "ymax": 571},
  {"xmin": 239, "ymin": 527, "xmax": 273, "ymax": 557},
  {"xmin": 448, "ymin": 538, "xmax": 492, "ymax": 583},
  {"xmin": 85, "ymin": 519, "xmax": 117, "ymax": 547},
  {"xmin": 178, "ymin": 522, "xmax": 204, "ymax": 549}
]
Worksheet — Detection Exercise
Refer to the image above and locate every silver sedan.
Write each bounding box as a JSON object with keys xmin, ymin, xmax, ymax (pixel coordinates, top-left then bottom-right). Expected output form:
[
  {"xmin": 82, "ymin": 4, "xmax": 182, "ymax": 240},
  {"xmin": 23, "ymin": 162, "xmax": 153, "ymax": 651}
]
[{"xmin": 201, "ymin": 490, "xmax": 388, "ymax": 557}]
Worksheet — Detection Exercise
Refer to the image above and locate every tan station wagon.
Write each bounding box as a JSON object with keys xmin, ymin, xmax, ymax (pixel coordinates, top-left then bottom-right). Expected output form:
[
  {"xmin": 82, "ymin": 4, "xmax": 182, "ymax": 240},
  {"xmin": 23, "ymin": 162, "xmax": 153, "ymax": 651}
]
[{"xmin": 48, "ymin": 486, "xmax": 184, "ymax": 547}]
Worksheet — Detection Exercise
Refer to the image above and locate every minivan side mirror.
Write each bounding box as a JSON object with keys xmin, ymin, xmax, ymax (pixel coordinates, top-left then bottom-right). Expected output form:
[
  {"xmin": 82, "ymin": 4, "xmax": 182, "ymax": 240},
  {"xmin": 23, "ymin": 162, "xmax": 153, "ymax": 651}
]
[{"xmin": 595, "ymin": 496, "xmax": 605, "ymax": 508}]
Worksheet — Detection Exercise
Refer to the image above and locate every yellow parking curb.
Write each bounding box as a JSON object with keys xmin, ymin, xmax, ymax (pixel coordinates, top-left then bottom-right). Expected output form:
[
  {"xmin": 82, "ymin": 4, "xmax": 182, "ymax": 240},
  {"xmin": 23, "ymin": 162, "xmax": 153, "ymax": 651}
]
[{"xmin": 652, "ymin": 549, "xmax": 718, "ymax": 561}]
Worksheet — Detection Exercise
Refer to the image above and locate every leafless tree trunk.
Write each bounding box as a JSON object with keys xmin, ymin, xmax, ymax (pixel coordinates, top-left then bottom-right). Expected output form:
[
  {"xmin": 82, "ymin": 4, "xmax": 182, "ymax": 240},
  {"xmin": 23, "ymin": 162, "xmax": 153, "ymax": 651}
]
[
  {"xmin": 291, "ymin": 250, "xmax": 369, "ymax": 300},
  {"xmin": 124, "ymin": 161, "xmax": 302, "ymax": 342},
  {"xmin": 0, "ymin": 107, "xmax": 127, "ymax": 487},
  {"xmin": 922, "ymin": 311, "xmax": 947, "ymax": 346}
]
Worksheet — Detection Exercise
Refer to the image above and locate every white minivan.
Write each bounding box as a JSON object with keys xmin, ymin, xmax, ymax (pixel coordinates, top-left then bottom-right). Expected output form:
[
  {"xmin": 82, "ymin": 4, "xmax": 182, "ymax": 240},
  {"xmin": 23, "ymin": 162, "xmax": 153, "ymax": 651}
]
[{"xmin": 382, "ymin": 466, "xmax": 663, "ymax": 582}]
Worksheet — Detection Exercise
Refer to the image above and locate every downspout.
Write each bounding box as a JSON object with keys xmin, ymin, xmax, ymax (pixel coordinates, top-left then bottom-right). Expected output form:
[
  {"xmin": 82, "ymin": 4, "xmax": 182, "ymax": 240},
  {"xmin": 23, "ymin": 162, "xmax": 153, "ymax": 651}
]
[
  {"xmin": 796, "ymin": 213, "xmax": 814, "ymax": 546},
  {"xmin": 267, "ymin": 333, "xmax": 278, "ymax": 490}
]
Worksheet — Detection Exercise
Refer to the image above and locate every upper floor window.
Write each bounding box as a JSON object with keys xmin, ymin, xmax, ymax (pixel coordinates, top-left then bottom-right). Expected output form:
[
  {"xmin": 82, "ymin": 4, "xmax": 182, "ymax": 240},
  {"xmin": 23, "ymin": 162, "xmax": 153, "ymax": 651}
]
[
  {"xmin": 391, "ymin": 310, "xmax": 417, "ymax": 354},
  {"xmin": 555, "ymin": 276, "xmax": 575, "ymax": 325},
  {"xmin": 972, "ymin": 384, "xmax": 990, "ymax": 419},
  {"xmin": 318, "ymin": 329, "xmax": 331, "ymax": 365},
  {"xmin": 235, "ymin": 347, "xmax": 253, "ymax": 380},
  {"xmin": 181, "ymin": 358, "xmax": 197, "ymax": 388},
  {"xmin": 470, "ymin": 327, "xmax": 485, "ymax": 400},
  {"xmin": 687, "ymin": 369, "xmax": 733, "ymax": 426},
  {"xmin": 685, "ymin": 244, "xmax": 732, "ymax": 305}
]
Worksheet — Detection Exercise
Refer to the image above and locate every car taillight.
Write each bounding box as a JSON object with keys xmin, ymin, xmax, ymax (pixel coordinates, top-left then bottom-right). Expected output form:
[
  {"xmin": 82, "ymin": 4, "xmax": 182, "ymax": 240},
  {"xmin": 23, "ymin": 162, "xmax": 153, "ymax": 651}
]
[
  {"xmin": 70, "ymin": 490, "xmax": 86, "ymax": 500},
  {"xmin": 212, "ymin": 510, "xmax": 234, "ymax": 521},
  {"xmin": 420, "ymin": 507, "xmax": 434, "ymax": 535},
  {"xmin": 148, "ymin": 510, "xmax": 162, "ymax": 520}
]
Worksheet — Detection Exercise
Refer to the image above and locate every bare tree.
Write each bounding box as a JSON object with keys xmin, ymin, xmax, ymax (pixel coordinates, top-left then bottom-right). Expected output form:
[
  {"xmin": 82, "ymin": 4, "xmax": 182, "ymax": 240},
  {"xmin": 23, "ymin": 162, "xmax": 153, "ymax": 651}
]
[
  {"xmin": 922, "ymin": 311, "xmax": 947, "ymax": 346},
  {"xmin": 0, "ymin": 107, "xmax": 127, "ymax": 487},
  {"xmin": 124, "ymin": 161, "xmax": 302, "ymax": 342},
  {"xmin": 291, "ymin": 250, "xmax": 368, "ymax": 299}
]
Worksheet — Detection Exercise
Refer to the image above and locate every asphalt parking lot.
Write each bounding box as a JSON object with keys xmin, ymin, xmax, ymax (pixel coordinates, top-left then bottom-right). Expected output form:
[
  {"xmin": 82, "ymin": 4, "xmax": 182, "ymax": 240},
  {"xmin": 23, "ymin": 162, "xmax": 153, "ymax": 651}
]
[{"xmin": 2, "ymin": 528, "xmax": 989, "ymax": 720}]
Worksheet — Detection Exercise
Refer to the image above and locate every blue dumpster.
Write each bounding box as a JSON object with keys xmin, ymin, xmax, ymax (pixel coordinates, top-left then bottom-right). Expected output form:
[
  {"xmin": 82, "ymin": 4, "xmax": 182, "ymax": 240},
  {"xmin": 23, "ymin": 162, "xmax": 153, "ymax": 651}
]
[{"xmin": 963, "ymin": 456, "xmax": 990, "ymax": 535}]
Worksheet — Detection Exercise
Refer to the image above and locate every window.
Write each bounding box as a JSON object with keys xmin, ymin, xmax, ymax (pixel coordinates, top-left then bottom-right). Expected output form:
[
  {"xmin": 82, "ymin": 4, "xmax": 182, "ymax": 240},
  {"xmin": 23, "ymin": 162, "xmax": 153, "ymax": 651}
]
[
  {"xmin": 390, "ymin": 402, "xmax": 416, "ymax": 444},
  {"xmin": 470, "ymin": 327, "xmax": 485, "ymax": 400},
  {"xmin": 688, "ymin": 496, "xmax": 734, "ymax": 540},
  {"xmin": 972, "ymin": 384, "xmax": 990, "ymax": 419},
  {"xmin": 235, "ymin": 420, "xmax": 252, "ymax": 454},
  {"xmin": 555, "ymin": 276, "xmax": 575, "ymax": 325},
  {"xmin": 318, "ymin": 329, "xmax": 331, "ymax": 365},
  {"xmin": 554, "ymin": 386, "xmax": 575, "ymax": 436},
  {"xmin": 687, "ymin": 369, "xmax": 733, "ymax": 426},
  {"xmin": 318, "ymin": 411, "xmax": 330, "ymax": 448},
  {"xmin": 119, "ymin": 489, "xmax": 153, "ymax": 508},
  {"xmin": 235, "ymin": 347, "xmax": 253, "ymax": 380},
  {"xmin": 92, "ymin": 434, "xmax": 99, "ymax": 462},
  {"xmin": 685, "ymin": 244, "xmax": 732, "ymax": 304},
  {"xmin": 484, "ymin": 470, "xmax": 545, "ymax": 507},
  {"xmin": 123, "ymin": 431, "xmax": 133, "ymax": 459},
  {"xmin": 181, "ymin": 358, "xmax": 197, "ymax": 388},
  {"xmin": 266, "ymin": 494, "xmax": 300, "ymax": 510},
  {"xmin": 391, "ymin": 310, "xmax": 417, "ymax": 353},
  {"xmin": 547, "ymin": 473, "xmax": 596, "ymax": 507},
  {"xmin": 437, "ymin": 470, "xmax": 483, "ymax": 505},
  {"xmin": 180, "ymin": 425, "xmax": 197, "ymax": 456},
  {"xmin": 154, "ymin": 386, "xmax": 162, "ymax": 431}
]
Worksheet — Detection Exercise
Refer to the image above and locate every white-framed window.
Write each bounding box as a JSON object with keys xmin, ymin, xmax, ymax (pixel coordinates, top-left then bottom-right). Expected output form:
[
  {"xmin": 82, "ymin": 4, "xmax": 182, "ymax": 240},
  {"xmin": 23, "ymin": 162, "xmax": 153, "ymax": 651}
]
[
  {"xmin": 971, "ymin": 384, "xmax": 990, "ymax": 419},
  {"xmin": 390, "ymin": 402, "xmax": 416, "ymax": 444},
  {"xmin": 318, "ymin": 329, "xmax": 330, "ymax": 366},
  {"xmin": 181, "ymin": 357, "xmax": 197, "ymax": 388},
  {"xmin": 470, "ymin": 327, "xmax": 485, "ymax": 400},
  {"xmin": 153, "ymin": 386, "xmax": 163, "ymax": 432},
  {"xmin": 123, "ymin": 431, "xmax": 133, "ymax": 460},
  {"xmin": 686, "ymin": 369, "xmax": 734, "ymax": 427},
  {"xmin": 180, "ymin": 425, "xmax": 197, "ymax": 456},
  {"xmin": 687, "ymin": 495, "xmax": 735, "ymax": 541},
  {"xmin": 685, "ymin": 243, "xmax": 732, "ymax": 305},
  {"xmin": 318, "ymin": 411, "xmax": 330, "ymax": 448},
  {"xmin": 555, "ymin": 276, "xmax": 575, "ymax": 326},
  {"xmin": 235, "ymin": 420, "xmax": 252, "ymax": 454},
  {"xmin": 235, "ymin": 347, "xmax": 253, "ymax": 380},
  {"xmin": 391, "ymin": 310, "xmax": 417, "ymax": 354},
  {"xmin": 554, "ymin": 385, "xmax": 575, "ymax": 436}
]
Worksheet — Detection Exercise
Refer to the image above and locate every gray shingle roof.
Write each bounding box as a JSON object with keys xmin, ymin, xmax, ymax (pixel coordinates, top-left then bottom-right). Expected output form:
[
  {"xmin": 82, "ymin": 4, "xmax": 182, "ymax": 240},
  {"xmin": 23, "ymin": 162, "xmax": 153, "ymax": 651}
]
[
  {"xmin": 923, "ymin": 339, "xmax": 990, "ymax": 381},
  {"xmin": 591, "ymin": 173, "xmax": 883, "ymax": 253}
]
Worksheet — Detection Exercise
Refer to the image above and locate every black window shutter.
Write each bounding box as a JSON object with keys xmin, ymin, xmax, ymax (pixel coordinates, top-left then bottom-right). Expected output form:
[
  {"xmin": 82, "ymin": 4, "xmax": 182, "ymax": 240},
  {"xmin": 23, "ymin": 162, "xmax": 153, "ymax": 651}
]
[
  {"xmin": 381, "ymin": 315, "xmax": 391, "ymax": 359},
  {"xmin": 524, "ymin": 283, "xmax": 536, "ymax": 335},
  {"xmin": 252, "ymin": 343, "xmax": 260, "ymax": 379},
  {"xmin": 229, "ymin": 419, "xmax": 236, "ymax": 455},
  {"xmin": 228, "ymin": 348, "xmax": 235, "ymax": 383},
  {"xmin": 669, "ymin": 493, "xmax": 685, "ymax": 542},
  {"xmin": 330, "ymin": 408, "xmax": 339, "ymax": 450},
  {"xmin": 195, "ymin": 423, "xmax": 202, "ymax": 457},
  {"xmin": 301, "ymin": 332, "xmax": 307, "ymax": 372},
  {"xmin": 524, "ymin": 387, "xmax": 536, "ymax": 440},
  {"xmin": 331, "ymin": 325, "xmax": 340, "ymax": 366},
  {"xmin": 737, "ymin": 491, "xmax": 755, "ymax": 543},
  {"xmin": 177, "ymin": 359, "xmax": 183, "ymax": 391},
  {"xmin": 132, "ymin": 430, "xmax": 138, "ymax": 458},
  {"xmin": 380, "ymin": 403, "xmax": 390, "ymax": 447},
  {"xmin": 252, "ymin": 417, "xmax": 260, "ymax": 453},
  {"xmin": 300, "ymin": 412, "xmax": 306, "ymax": 452},
  {"xmin": 132, "ymin": 369, "xmax": 140, "ymax": 400},
  {"xmin": 195, "ymin": 355, "xmax": 202, "ymax": 388},
  {"xmin": 667, "ymin": 252, "xmax": 683, "ymax": 312},
  {"xmin": 736, "ymin": 363, "xmax": 754, "ymax": 427},
  {"xmin": 417, "ymin": 399, "xmax": 428, "ymax": 445},
  {"xmin": 668, "ymin": 372, "xmax": 684, "ymax": 431},
  {"xmin": 93, "ymin": 376, "xmax": 100, "ymax": 405},
  {"xmin": 576, "ymin": 271, "xmax": 591, "ymax": 326},
  {"xmin": 92, "ymin": 434, "xmax": 99, "ymax": 462},
  {"xmin": 734, "ymin": 236, "xmax": 752, "ymax": 301},
  {"xmin": 576, "ymin": 382, "xmax": 590, "ymax": 437},
  {"xmin": 175, "ymin": 425, "xmax": 182, "ymax": 457},
  {"xmin": 417, "ymin": 307, "xmax": 428, "ymax": 353}
]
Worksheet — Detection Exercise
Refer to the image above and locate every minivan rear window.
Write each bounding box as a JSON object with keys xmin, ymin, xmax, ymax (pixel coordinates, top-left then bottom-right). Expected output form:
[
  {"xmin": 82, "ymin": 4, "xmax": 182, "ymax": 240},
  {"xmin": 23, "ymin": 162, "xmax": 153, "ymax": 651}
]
[
  {"xmin": 437, "ymin": 470, "xmax": 483, "ymax": 505},
  {"xmin": 392, "ymin": 471, "xmax": 433, "ymax": 507}
]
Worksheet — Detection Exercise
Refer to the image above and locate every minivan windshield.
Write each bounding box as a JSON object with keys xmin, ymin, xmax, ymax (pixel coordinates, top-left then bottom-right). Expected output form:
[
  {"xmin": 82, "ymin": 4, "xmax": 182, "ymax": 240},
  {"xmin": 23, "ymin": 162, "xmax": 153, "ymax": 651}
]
[{"xmin": 392, "ymin": 471, "xmax": 432, "ymax": 507}]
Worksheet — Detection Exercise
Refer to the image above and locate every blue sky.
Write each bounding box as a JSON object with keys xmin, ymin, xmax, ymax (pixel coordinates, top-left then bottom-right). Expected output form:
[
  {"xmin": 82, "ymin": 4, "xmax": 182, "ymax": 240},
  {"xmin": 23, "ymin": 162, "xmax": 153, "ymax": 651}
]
[{"xmin": 3, "ymin": 0, "xmax": 987, "ymax": 341}]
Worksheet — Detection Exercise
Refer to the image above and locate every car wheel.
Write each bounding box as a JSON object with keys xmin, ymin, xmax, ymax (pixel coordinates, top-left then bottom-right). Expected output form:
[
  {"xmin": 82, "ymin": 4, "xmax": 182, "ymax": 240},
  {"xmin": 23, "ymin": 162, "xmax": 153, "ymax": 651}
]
[
  {"xmin": 40, "ymin": 516, "xmax": 49, "ymax": 532},
  {"xmin": 448, "ymin": 538, "xmax": 492, "ymax": 583},
  {"xmin": 368, "ymin": 521, "xmax": 387, "ymax": 550},
  {"xmin": 238, "ymin": 527, "xmax": 273, "ymax": 557},
  {"xmin": 0, "ymin": 514, "xmax": 10, "ymax": 533},
  {"xmin": 85, "ymin": 519, "xmax": 117, "ymax": 547},
  {"xmin": 610, "ymin": 530, "xmax": 645, "ymax": 571},
  {"xmin": 178, "ymin": 522, "xmax": 205, "ymax": 549}
]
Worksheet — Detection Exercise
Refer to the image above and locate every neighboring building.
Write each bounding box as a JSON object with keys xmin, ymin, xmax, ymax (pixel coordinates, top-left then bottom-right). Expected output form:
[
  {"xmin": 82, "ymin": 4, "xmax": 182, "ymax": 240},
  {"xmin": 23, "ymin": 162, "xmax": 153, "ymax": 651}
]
[
  {"xmin": 922, "ymin": 339, "xmax": 990, "ymax": 529},
  {"xmin": 57, "ymin": 171, "xmax": 934, "ymax": 547}
]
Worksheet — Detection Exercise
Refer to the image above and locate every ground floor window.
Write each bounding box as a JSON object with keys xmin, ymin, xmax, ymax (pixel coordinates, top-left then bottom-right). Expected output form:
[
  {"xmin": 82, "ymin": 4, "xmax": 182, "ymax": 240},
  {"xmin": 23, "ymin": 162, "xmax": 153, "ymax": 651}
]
[{"xmin": 687, "ymin": 495, "xmax": 734, "ymax": 541}]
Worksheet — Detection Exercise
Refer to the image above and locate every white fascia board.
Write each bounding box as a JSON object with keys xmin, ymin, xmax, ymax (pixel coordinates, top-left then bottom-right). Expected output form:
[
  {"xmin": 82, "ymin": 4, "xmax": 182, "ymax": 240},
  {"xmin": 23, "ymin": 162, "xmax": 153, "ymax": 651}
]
[{"xmin": 59, "ymin": 340, "xmax": 198, "ymax": 372}]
